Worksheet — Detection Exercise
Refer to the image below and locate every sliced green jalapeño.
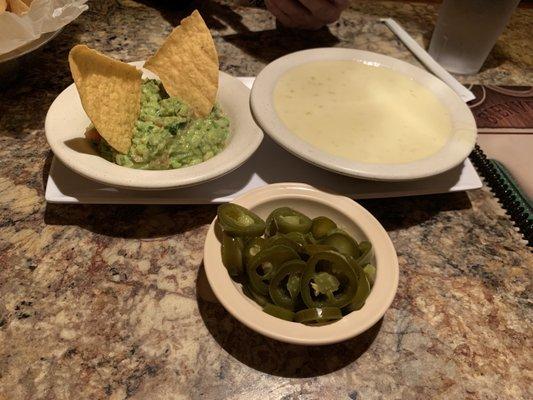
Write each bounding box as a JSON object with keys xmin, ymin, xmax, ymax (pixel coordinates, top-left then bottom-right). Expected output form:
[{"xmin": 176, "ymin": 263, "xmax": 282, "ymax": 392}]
[
  {"xmin": 221, "ymin": 233, "xmax": 244, "ymax": 276},
  {"xmin": 246, "ymin": 245, "xmax": 299, "ymax": 295},
  {"xmin": 263, "ymin": 303, "xmax": 295, "ymax": 321},
  {"xmin": 217, "ymin": 203, "xmax": 265, "ymax": 237},
  {"xmin": 301, "ymin": 251, "xmax": 358, "ymax": 309},
  {"xmin": 294, "ymin": 307, "xmax": 342, "ymax": 324},
  {"xmin": 268, "ymin": 259, "xmax": 306, "ymax": 310},
  {"xmin": 344, "ymin": 271, "xmax": 371, "ymax": 312},
  {"xmin": 243, "ymin": 237, "xmax": 266, "ymax": 266},
  {"xmin": 320, "ymin": 229, "xmax": 360, "ymax": 258},
  {"xmin": 243, "ymin": 283, "xmax": 270, "ymax": 307},
  {"xmin": 311, "ymin": 216, "xmax": 337, "ymax": 240},
  {"xmin": 265, "ymin": 207, "xmax": 312, "ymax": 236},
  {"xmin": 354, "ymin": 241, "xmax": 373, "ymax": 267}
]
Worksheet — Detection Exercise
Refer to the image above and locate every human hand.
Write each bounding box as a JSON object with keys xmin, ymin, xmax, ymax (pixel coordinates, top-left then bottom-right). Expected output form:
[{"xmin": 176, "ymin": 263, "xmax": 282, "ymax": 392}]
[{"xmin": 265, "ymin": 0, "xmax": 348, "ymax": 30}]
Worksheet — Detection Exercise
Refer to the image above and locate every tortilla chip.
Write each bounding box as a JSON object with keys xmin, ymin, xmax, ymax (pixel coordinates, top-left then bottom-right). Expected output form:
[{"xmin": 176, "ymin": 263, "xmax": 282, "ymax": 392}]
[
  {"xmin": 144, "ymin": 10, "xmax": 218, "ymax": 117},
  {"xmin": 8, "ymin": 0, "xmax": 28, "ymax": 15},
  {"xmin": 69, "ymin": 45, "xmax": 142, "ymax": 154}
]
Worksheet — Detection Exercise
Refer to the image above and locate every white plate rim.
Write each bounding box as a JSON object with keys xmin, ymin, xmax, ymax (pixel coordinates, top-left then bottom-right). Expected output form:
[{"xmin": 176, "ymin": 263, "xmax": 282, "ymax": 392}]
[{"xmin": 250, "ymin": 48, "xmax": 477, "ymax": 181}]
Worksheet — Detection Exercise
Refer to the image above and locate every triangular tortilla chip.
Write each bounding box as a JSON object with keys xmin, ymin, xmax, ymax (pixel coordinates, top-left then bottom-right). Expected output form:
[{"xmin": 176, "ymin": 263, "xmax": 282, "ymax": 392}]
[
  {"xmin": 144, "ymin": 10, "xmax": 219, "ymax": 117},
  {"xmin": 69, "ymin": 45, "xmax": 142, "ymax": 154},
  {"xmin": 8, "ymin": 0, "xmax": 28, "ymax": 15}
]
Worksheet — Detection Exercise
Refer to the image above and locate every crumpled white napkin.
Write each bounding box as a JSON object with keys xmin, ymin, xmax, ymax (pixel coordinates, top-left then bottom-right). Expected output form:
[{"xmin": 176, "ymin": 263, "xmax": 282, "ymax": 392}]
[{"xmin": 0, "ymin": 0, "xmax": 88, "ymax": 55}]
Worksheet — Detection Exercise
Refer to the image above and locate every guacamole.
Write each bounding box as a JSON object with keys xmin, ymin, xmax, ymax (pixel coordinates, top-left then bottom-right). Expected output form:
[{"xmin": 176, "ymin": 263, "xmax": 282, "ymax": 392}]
[{"xmin": 97, "ymin": 79, "xmax": 229, "ymax": 169}]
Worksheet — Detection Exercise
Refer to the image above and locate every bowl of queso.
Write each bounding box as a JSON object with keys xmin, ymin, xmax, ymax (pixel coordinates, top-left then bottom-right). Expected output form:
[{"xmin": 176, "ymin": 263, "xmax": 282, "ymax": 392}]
[{"xmin": 250, "ymin": 48, "xmax": 477, "ymax": 181}]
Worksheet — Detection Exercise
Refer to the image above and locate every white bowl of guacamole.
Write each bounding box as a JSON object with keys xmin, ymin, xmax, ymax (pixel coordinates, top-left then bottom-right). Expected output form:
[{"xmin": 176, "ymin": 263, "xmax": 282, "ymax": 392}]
[{"xmin": 45, "ymin": 62, "xmax": 263, "ymax": 190}]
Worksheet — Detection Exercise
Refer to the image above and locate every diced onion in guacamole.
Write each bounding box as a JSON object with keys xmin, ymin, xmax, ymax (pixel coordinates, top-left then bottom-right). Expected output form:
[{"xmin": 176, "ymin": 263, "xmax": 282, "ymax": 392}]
[{"xmin": 97, "ymin": 79, "xmax": 229, "ymax": 170}]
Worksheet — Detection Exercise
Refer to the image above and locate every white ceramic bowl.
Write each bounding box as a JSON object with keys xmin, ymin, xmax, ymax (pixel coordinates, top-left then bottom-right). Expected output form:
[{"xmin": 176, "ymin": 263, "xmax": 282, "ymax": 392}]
[
  {"xmin": 250, "ymin": 48, "xmax": 477, "ymax": 181},
  {"xmin": 45, "ymin": 62, "xmax": 263, "ymax": 190},
  {"xmin": 0, "ymin": 30, "xmax": 63, "ymax": 88},
  {"xmin": 203, "ymin": 183, "xmax": 399, "ymax": 345}
]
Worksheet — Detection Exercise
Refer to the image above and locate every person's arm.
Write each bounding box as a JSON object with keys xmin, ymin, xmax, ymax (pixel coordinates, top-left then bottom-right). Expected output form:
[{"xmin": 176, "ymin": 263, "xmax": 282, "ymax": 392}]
[{"xmin": 265, "ymin": 0, "xmax": 348, "ymax": 30}]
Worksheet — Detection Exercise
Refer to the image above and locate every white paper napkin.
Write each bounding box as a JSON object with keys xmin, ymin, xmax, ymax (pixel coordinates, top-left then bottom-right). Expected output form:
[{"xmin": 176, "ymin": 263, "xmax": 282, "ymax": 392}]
[{"xmin": 0, "ymin": 0, "xmax": 88, "ymax": 55}]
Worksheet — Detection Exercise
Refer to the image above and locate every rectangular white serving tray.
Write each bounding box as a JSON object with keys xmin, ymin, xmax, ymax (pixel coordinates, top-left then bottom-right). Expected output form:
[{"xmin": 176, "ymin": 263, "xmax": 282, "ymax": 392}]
[{"xmin": 45, "ymin": 77, "xmax": 482, "ymax": 204}]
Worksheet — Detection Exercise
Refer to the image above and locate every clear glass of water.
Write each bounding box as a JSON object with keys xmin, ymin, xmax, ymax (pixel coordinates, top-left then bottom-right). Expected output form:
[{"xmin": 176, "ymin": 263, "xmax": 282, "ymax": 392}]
[{"xmin": 428, "ymin": 0, "xmax": 520, "ymax": 75}]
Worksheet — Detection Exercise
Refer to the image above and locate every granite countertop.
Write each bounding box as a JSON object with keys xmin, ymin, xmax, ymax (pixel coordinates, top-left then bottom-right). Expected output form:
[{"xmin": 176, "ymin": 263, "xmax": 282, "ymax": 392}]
[{"xmin": 0, "ymin": 1, "xmax": 532, "ymax": 399}]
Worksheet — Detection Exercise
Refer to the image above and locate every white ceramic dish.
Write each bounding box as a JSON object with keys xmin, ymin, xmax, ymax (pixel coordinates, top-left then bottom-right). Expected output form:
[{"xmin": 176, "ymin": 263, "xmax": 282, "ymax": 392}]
[
  {"xmin": 0, "ymin": 29, "xmax": 62, "ymax": 63},
  {"xmin": 250, "ymin": 48, "xmax": 477, "ymax": 181},
  {"xmin": 203, "ymin": 183, "xmax": 399, "ymax": 345},
  {"xmin": 45, "ymin": 61, "xmax": 263, "ymax": 190},
  {"xmin": 0, "ymin": 29, "xmax": 63, "ymax": 88}
]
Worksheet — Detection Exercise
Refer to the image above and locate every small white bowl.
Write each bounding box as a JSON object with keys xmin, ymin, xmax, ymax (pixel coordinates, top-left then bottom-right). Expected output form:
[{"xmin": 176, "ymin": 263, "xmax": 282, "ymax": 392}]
[
  {"xmin": 45, "ymin": 62, "xmax": 263, "ymax": 190},
  {"xmin": 250, "ymin": 48, "xmax": 477, "ymax": 181},
  {"xmin": 203, "ymin": 183, "xmax": 399, "ymax": 345}
]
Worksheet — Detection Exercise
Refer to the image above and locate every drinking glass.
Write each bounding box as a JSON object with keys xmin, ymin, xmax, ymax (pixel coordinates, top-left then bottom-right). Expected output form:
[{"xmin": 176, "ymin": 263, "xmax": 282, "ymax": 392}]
[{"xmin": 428, "ymin": 0, "xmax": 520, "ymax": 74}]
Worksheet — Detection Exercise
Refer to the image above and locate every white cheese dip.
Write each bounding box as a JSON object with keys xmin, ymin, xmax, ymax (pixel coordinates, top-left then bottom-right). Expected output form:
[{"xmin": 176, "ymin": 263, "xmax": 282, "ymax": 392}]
[{"xmin": 273, "ymin": 60, "xmax": 453, "ymax": 164}]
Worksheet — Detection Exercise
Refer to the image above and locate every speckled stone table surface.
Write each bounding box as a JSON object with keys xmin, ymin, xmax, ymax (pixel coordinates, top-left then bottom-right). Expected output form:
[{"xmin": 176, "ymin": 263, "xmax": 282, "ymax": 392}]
[{"xmin": 0, "ymin": 1, "xmax": 532, "ymax": 399}]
